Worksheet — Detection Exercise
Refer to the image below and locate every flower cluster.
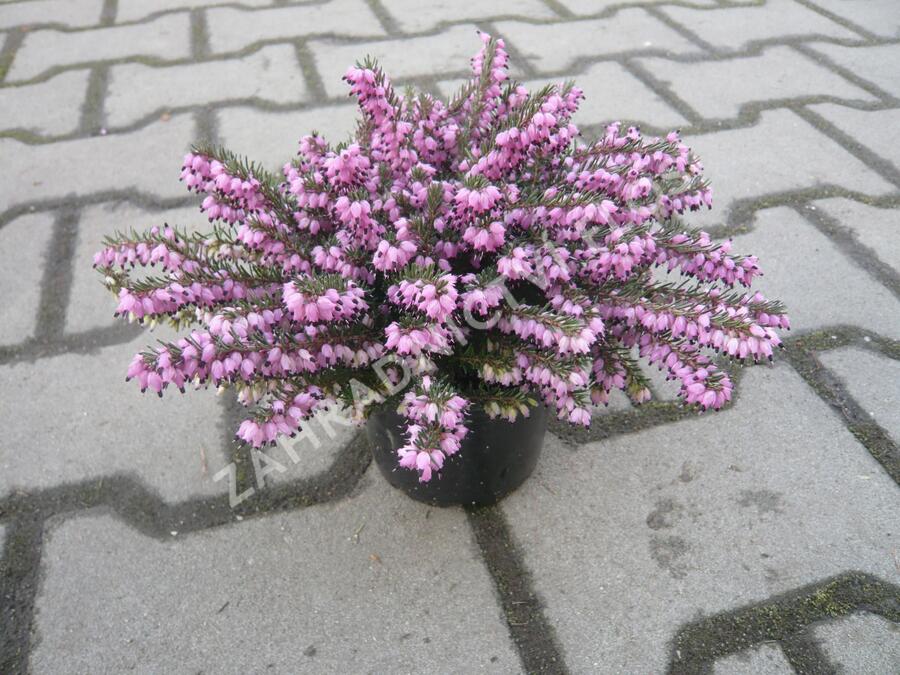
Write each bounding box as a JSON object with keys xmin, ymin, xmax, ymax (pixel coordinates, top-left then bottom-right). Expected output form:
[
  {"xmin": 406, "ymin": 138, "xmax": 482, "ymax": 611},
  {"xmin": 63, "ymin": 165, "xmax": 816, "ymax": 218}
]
[
  {"xmin": 397, "ymin": 378, "xmax": 469, "ymax": 482},
  {"xmin": 97, "ymin": 32, "xmax": 787, "ymax": 483}
]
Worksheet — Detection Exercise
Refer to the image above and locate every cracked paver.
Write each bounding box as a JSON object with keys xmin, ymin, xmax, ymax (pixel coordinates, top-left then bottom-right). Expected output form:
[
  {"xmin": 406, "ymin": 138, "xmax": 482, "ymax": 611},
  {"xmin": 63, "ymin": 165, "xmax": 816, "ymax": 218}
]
[{"xmin": 0, "ymin": 1, "xmax": 898, "ymax": 673}]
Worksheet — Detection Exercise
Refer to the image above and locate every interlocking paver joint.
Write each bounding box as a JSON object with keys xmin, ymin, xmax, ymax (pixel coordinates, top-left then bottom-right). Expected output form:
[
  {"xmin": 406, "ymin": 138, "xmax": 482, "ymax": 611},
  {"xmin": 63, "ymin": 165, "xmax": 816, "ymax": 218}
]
[
  {"xmin": 669, "ymin": 572, "xmax": 900, "ymax": 673},
  {"xmin": 1, "ymin": 0, "xmax": 899, "ymax": 671}
]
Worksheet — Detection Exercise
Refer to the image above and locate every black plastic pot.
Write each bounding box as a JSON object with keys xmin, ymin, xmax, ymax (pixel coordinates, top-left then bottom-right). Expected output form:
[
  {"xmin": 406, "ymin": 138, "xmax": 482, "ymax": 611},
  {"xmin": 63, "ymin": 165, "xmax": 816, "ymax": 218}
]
[{"xmin": 366, "ymin": 404, "xmax": 547, "ymax": 507}]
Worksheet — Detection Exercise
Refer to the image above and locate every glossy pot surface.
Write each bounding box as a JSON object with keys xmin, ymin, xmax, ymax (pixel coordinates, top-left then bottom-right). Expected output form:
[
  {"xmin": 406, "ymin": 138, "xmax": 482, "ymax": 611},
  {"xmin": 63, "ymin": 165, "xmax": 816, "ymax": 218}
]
[{"xmin": 366, "ymin": 405, "xmax": 547, "ymax": 506}]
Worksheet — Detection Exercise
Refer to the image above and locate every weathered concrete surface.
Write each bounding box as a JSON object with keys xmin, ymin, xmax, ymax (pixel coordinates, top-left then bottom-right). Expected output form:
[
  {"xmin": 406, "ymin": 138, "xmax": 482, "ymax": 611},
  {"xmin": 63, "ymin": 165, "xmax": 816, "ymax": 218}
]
[
  {"xmin": 218, "ymin": 104, "xmax": 358, "ymax": 171},
  {"xmin": 1, "ymin": 1, "xmax": 898, "ymax": 672},
  {"xmin": 712, "ymin": 643, "xmax": 793, "ymax": 674},
  {"xmin": 0, "ymin": 334, "xmax": 228, "ymax": 503},
  {"xmin": 0, "ymin": 213, "xmax": 54, "ymax": 346},
  {"xmin": 813, "ymin": 612, "xmax": 900, "ymax": 673},
  {"xmin": 814, "ymin": 197, "xmax": 900, "ymax": 272},
  {"xmin": 637, "ymin": 46, "xmax": 875, "ymax": 120},
  {"xmin": 0, "ymin": 70, "xmax": 91, "ymax": 137},
  {"xmin": 106, "ymin": 45, "xmax": 309, "ymax": 128},
  {"xmin": 731, "ymin": 207, "xmax": 900, "ymax": 339},
  {"xmin": 502, "ymin": 365, "xmax": 900, "ymax": 672},
  {"xmin": 31, "ymin": 473, "xmax": 520, "ymax": 674},
  {"xmin": 819, "ymin": 347, "xmax": 900, "ymax": 444}
]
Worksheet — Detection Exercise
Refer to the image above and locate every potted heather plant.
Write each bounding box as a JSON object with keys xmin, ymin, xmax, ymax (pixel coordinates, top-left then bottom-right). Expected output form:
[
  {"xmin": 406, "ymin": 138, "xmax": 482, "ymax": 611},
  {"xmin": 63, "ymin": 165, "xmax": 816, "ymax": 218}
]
[{"xmin": 96, "ymin": 34, "xmax": 787, "ymax": 506}]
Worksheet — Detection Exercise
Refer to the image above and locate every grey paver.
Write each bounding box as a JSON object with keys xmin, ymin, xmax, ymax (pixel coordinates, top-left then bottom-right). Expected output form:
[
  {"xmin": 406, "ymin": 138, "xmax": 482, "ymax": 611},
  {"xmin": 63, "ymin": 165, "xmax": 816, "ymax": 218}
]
[
  {"xmin": 558, "ymin": 0, "xmax": 717, "ymax": 14},
  {"xmin": 7, "ymin": 13, "xmax": 191, "ymax": 82},
  {"xmin": 380, "ymin": 0, "xmax": 557, "ymax": 32},
  {"xmin": 0, "ymin": 0, "xmax": 103, "ymax": 30},
  {"xmin": 814, "ymin": 613, "xmax": 900, "ymax": 673},
  {"xmin": 2, "ymin": 0, "xmax": 900, "ymax": 670},
  {"xmin": 806, "ymin": 0, "xmax": 900, "ymax": 39},
  {"xmin": 660, "ymin": 0, "xmax": 860, "ymax": 52},
  {"xmin": 31, "ymin": 475, "xmax": 521, "ymax": 673},
  {"xmin": 502, "ymin": 364, "xmax": 900, "ymax": 672},
  {"xmin": 116, "ymin": 0, "xmax": 270, "ymax": 23},
  {"xmin": 0, "ymin": 114, "xmax": 193, "ymax": 209},
  {"xmin": 637, "ymin": 46, "xmax": 875, "ymax": 120},
  {"xmin": 496, "ymin": 9, "xmax": 702, "ymax": 74},
  {"xmin": 732, "ymin": 207, "xmax": 900, "ymax": 340},
  {"xmin": 713, "ymin": 643, "xmax": 793, "ymax": 674},
  {"xmin": 807, "ymin": 42, "xmax": 900, "ymax": 98},
  {"xmin": 265, "ymin": 407, "xmax": 360, "ymax": 487},
  {"xmin": 809, "ymin": 104, "xmax": 900, "ymax": 170},
  {"xmin": 819, "ymin": 347, "xmax": 900, "ymax": 444},
  {"xmin": 206, "ymin": 0, "xmax": 385, "ymax": 55},
  {"xmin": 569, "ymin": 61, "xmax": 688, "ymax": 129},
  {"xmin": 311, "ymin": 24, "xmax": 482, "ymax": 98},
  {"xmin": 438, "ymin": 60, "xmax": 689, "ymax": 131},
  {"xmin": 686, "ymin": 108, "xmax": 894, "ymax": 228},
  {"xmin": 0, "ymin": 70, "xmax": 90, "ymax": 137},
  {"xmin": 0, "ymin": 213, "xmax": 54, "ymax": 346},
  {"xmin": 217, "ymin": 104, "xmax": 359, "ymax": 171},
  {"xmin": 0, "ymin": 333, "xmax": 228, "ymax": 502},
  {"xmin": 66, "ymin": 202, "xmax": 205, "ymax": 334},
  {"xmin": 814, "ymin": 197, "xmax": 900, "ymax": 272},
  {"xmin": 106, "ymin": 45, "xmax": 308, "ymax": 128}
]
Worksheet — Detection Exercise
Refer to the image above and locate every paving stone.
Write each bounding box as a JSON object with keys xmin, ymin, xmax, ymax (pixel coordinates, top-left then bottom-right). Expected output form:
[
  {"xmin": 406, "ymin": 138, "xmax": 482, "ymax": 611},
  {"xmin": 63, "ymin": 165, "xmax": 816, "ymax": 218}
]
[
  {"xmin": 567, "ymin": 61, "xmax": 688, "ymax": 130},
  {"xmin": 495, "ymin": 9, "xmax": 702, "ymax": 74},
  {"xmin": 809, "ymin": 104, "xmax": 900, "ymax": 171},
  {"xmin": 0, "ymin": 70, "xmax": 90, "ymax": 137},
  {"xmin": 819, "ymin": 347, "xmax": 900, "ymax": 444},
  {"xmin": 558, "ymin": 0, "xmax": 717, "ymax": 13},
  {"xmin": 685, "ymin": 109, "xmax": 894, "ymax": 228},
  {"xmin": 814, "ymin": 198, "xmax": 900, "ymax": 272},
  {"xmin": 660, "ymin": 0, "xmax": 859, "ymax": 52},
  {"xmin": 312, "ymin": 24, "xmax": 482, "ymax": 98},
  {"xmin": 637, "ymin": 46, "xmax": 875, "ymax": 120},
  {"xmin": 31, "ymin": 474, "xmax": 520, "ymax": 673},
  {"xmin": 807, "ymin": 42, "xmax": 900, "ymax": 98},
  {"xmin": 813, "ymin": 612, "xmax": 900, "ymax": 673},
  {"xmin": 0, "ymin": 0, "xmax": 103, "ymax": 30},
  {"xmin": 206, "ymin": 0, "xmax": 384, "ymax": 55},
  {"xmin": 712, "ymin": 643, "xmax": 793, "ymax": 674},
  {"xmin": 66, "ymin": 202, "xmax": 205, "ymax": 334},
  {"xmin": 731, "ymin": 207, "xmax": 900, "ymax": 340},
  {"xmin": 0, "ymin": 114, "xmax": 194, "ymax": 210},
  {"xmin": 806, "ymin": 0, "xmax": 900, "ymax": 39},
  {"xmin": 116, "ymin": 0, "xmax": 270, "ymax": 23},
  {"xmin": 0, "ymin": 333, "xmax": 229, "ymax": 503},
  {"xmin": 218, "ymin": 104, "xmax": 359, "ymax": 171},
  {"xmin": 106, "ymin": 45, "xmax": 308, "ymax": 128},
  {"xmin": 501, "ymin": 364, "xmax": 900, "ymax": 672},
  {"xmin": 7, "ymin": 13, "xmax": 191, "ymax": 82},
  {"xmin": 380, "ymin": 0, "xmax": 557, "ymax": 33},
  {"xmin": 0, "ymin": 212, "xmax": 54, "ymax": 347},
  {"xmin": 265, "ymin": 406, "xmax": 360, "ymax": 487},
  {"xmin": 437, "ymin": 61, "xmax": 687, "ymax": 132}
]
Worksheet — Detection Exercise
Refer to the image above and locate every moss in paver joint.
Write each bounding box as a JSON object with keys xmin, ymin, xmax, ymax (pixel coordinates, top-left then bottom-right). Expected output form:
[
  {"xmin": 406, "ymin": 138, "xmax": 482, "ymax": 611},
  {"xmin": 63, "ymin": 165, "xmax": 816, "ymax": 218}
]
[
  {"xmin": 79, "ymin": 65, "xmax": 111, "ymax": 133},
  {"xmin": 0, "ymin": 516, "xmax": 44, "ymax": 675},
  {"xmin": 190, "ymin": 9, "xmax": 212, "ymax": 60},
  {"xmin": 0, "ymin": 31, "xmax": 26, "ymax": 84},
  {"xmin": 467, "ymin": 505, "xmax": 569, "ymax": 675},
  {"xmin": 668, "ymin": 572, "xmax": 900, "ymax": 674},
  {"xmin": 785, "ymin": 327, "xmax": 900, "ymax": 485}
]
